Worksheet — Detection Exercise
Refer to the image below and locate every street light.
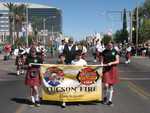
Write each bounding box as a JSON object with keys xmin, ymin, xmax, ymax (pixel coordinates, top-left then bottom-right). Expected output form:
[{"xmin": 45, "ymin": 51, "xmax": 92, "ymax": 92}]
[
  {"xmin": 42, "ymin": 16, "xmax": 56, "ymax": 45},
  {"xmin": 43, "ymin": 18, "xmax": 47, "ymax": 45}
]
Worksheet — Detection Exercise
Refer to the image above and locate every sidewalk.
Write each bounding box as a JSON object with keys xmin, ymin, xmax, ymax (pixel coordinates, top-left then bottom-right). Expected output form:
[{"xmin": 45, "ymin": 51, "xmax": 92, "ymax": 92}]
[{"xmin": 0, "ymin": 53, "xmax": 16, "ymax": 60}]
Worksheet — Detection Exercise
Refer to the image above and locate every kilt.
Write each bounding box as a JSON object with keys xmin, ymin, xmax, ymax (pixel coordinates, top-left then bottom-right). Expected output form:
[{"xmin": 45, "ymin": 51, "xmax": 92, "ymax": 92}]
[
  {"xmin": 81, "ymin": 53, "xmax": 87, "ymax": 59},
  {"xmin": 126, "ymin": 52, "xmax": 131, "ymax": 59},
  {"xmin": 102, "ymin": 66, "xmax": 119, "ymax": 85},
  {"xmin": 25, "ymin": 67, "xmax": 41, "ymax": 87}
]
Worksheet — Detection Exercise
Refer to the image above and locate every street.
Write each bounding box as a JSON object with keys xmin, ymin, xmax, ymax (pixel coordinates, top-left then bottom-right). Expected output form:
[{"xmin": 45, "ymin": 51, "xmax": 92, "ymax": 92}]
[
  {"xmin": 0, "ymin": 0, "xmax": 150, "ymax": 113},
  {"xmin": 0, "ymin": 55, "xmax": 150, "ymax": 113}
]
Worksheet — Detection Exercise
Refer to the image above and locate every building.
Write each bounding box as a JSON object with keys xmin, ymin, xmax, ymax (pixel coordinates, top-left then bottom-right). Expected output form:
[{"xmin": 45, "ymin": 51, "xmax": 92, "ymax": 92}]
[
  {"xmin": 28, "ymin": 4, "xmax": 62, "ymax": 34},
  {"xmin": 0, "ymin": 4, "xmax": 9, "ymax": 42},
  {"xmin": 0, "ymin": 3, "xmax": 62, "ymax": 43}
]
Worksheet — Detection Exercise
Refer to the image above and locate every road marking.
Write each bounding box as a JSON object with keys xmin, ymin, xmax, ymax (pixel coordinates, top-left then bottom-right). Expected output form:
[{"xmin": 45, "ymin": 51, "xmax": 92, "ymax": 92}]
[
  {"xmin": 119, "ymin": 71, "xmax": 150, "ymax": 73},
  {"xmin": 0, "ymin": 79, "xmax": 21, "ymax": 82},
  {"xmin": 120, "ymin": 77, "xmax": 150, "ymax": 81},
  {"xmin": 14, "ymin": 104, "xmax": 25, "ymax": 113},
  {"xmin": 127, "ymin": 81, "xmax": 150, "ymax": 100}
]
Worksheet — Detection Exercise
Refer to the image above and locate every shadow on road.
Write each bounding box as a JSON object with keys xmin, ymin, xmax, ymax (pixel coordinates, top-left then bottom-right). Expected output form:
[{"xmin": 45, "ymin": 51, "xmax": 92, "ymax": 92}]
[
  {"xmin": 8, "ymin": 72, "xmax": 17, "ymax": 76},
  {"xmin": 11, "ymin": 97, "xmax": 102, "ymax": 106},
  {"xmin": 11, "ymin": 98, "xmax": 32, "ymax": 105},
  {"xmin": 41, "ymin": 100, "xmax": 101, "ymax": 106}
]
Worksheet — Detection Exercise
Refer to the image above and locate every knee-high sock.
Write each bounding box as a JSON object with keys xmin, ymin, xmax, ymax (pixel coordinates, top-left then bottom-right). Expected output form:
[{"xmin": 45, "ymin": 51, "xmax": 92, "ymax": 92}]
[
  {"xmin": 108, "ymin": 86, "xmax": 114, "ymax": 102},
  {"xmin": 104, "ymin": 86, "xmax": 109, "ymax": 99},
  {"xmin": 35, "ymin": 94, "xmax": 39, "ymax": 101},
  {"xmin": 31, "ymin": 96, "xmax": 35, "ymax": 103}
]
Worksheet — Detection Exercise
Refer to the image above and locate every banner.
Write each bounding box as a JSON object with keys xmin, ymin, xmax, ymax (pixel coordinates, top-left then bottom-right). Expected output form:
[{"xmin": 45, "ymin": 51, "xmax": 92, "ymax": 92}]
[{"xmin": 40, "ymin": 64, "xmax": 102, "ymax": 102}]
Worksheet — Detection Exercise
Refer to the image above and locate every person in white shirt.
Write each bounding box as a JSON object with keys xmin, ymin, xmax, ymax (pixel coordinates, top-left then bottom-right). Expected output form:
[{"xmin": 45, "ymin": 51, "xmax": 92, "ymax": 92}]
[
  {"xmin": 58, "ymin": 39, "xmax": 66, "ymax": 54},
  {"xmin": 78, "ymin": 42, "xmax": 87, "ymax": 59},
  {"xmin": 61, "ymin": 50, "xmax": 87, "ymax": 108},
  {"xmin": 125, "ymin": 44, "xmax": 132, "ymax": 64},
  {"xmin": 71, "ymin": 50, "xmax": 87, "ymax": 66}
]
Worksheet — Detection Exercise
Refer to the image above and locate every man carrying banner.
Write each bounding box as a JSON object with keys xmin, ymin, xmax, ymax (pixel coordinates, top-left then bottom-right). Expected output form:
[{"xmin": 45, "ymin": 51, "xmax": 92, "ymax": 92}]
[
  {"xmin": 101, "ymin": 41, "xmax": 119, "ymax": 106},
  {"xmin": 63, "ymin": 38, "xmax": 78, "ymax": 64},
  {"xmin": 25, "ymin": 47, "xmax": 43, "ymax": 107}
]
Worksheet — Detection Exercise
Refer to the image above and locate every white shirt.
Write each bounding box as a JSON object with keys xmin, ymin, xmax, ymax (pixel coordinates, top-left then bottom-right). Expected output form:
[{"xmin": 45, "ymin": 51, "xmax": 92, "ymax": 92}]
[
  {"xmin": 71, "ymin": 59, "xmax": 87, "ymax": 66},
  {"xmin": 14, "ymin": 48, "xmax": 26, "ymax": 56},
  {"xmin": 82, "ymin": 46, "xmax": 87, "ymax": 53},
  {"xmin": 126, "ymin": 46, "xmax": 132, "ymax": 52},
  {"xmin": 14, "ymin": 49, "xmax": 19, "ymax": 56},
  {"xmin": 96, "ymin": 44, "xmax": 104, "ymax": 52},
  {"xmin": 68, "ymin": 45, "xmax": 78, "ymax": 51},
  {"xmin": 114, "ymin": 46, "xmax": 120, "ymax": 52},
  {"xmin": 58, "ymin": 44, "xmax": 64, "ymax": 54}
]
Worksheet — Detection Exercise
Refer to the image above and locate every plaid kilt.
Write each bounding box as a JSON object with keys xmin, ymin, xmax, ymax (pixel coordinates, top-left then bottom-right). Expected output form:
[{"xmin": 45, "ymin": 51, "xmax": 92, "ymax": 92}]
[
  {"xmin": 102, "ymin": 66, "xmax": 119, "ymax": 85},
  {"xmin": 25, "ymin": 67, "xmax": 41, "ymax": 87}
]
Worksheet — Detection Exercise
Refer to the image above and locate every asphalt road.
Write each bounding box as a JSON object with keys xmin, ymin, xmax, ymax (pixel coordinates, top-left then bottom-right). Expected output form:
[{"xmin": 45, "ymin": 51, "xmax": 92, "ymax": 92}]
[{"xmin": 0, "ymin": 55, "xmax": 149, "ymax": 113}]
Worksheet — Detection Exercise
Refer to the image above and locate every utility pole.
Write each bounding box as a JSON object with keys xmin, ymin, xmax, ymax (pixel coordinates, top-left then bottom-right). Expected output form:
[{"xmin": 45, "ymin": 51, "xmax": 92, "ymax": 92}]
[
  {"xmin": 43, "ymin": 18, "xmax": 46, "ymax": 45},
  {"xmin": 26, "ymin": 3, "xmax": 29, "ymax": 47},
  {"xmin": 129, "ymin": 11, "xmax": 133, "ymax": 43},
  {"xmin": 136, "ymin": 5, "xmax": 139, "ymax": 55}
]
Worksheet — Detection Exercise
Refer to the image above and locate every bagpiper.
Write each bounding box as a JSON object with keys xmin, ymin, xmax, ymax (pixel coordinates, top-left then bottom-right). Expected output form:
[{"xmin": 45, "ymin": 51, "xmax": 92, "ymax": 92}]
[
  {"xmin": 125, "ymin": 44, "xmax": 132, "ymax": 64},
  {"xmin": 14, "ymin": 46, "xmax": 26, "ymax": 75}
]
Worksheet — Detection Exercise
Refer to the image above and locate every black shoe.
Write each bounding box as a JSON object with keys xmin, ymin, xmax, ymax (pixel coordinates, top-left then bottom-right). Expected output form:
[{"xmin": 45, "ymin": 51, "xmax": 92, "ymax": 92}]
[
  {"xmin": 102, "ymin": 97, "xmax": 107, "ymax": 105},
  {"xmin": 107, "ymin": 101, "xmax": 113, "ymax": 106},
  {"xmin": 35, "ymin": 101, "xmax": 40, "ymax": 107}
]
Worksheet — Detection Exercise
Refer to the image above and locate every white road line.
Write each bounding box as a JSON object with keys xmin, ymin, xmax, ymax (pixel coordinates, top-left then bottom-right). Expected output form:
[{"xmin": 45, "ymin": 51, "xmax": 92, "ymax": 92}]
[
  {"xmin": 0, "ymin": 78, "xmax": 20, "ymax": 82},
  {"xmin": 119, "ymin": 71, "xmax": 150, "ymax": 73},
  {"xmin": 120, "ymin": 77, "xmax": 150, "ymax": 80}
]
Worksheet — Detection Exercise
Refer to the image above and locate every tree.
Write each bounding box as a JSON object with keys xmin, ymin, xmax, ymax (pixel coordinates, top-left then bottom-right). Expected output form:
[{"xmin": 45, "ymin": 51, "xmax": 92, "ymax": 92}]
[
  {"xmin": 114, "ymin": 30, "xmax": 123, "ymax": 43},
  {"xmin": 139, "ymin": 19, "xmax": 150, "ymax": 43},
  {"xmin": 131, "ymin": 0, "xmax": 150, "ymax": 44},
  {"xmin": 3, "ymin": 3, "xmax": 27, "ymax": 44},
  {"xmin": 122, "ymin": 8, "xmax": 128, "ymax": 43},
  {"xmin": 13, "ymin": 4, "xmax": 26, "ymax": 39},
  {"xmin": 114, "ymin": 8, "xmax": 128, "ymax": 43}
]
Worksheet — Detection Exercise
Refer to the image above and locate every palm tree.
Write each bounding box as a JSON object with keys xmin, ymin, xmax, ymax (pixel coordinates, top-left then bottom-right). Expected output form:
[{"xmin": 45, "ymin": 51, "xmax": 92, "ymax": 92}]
[
  {"xmin": 13, "ymin": 4, "xmax": 26, "ymax": 40},
  {"xmin": 3, "ymin": 2, "xmax": 15, "ymax": 44}
]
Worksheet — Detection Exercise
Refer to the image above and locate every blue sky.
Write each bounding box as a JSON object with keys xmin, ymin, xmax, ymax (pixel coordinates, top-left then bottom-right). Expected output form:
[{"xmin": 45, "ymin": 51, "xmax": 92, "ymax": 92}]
[{"xmin": 3, "ymin": 0, "xmax": 144, "ymax": 40}]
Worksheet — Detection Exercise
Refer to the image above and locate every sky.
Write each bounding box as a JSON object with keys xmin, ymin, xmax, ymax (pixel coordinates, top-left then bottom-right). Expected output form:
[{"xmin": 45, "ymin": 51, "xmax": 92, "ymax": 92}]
[{"xmin": 2, "ymin": 0, "xmax": 145, "ymax": 40}]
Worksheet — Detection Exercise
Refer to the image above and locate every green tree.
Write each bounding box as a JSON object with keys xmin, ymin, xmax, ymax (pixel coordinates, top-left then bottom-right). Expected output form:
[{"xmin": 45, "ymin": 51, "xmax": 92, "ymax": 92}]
[
  {"xmin": 139, "ymin": 19, "xmax": 150, "ymax": 43},
  {"xmin": 114, "ymin": 9, "xmax": 128, "ymax": 43},
  {"xmin": 132, "ymin": 0, "xmax": 150, "ymax": 44},
  {"xmin": 122, "ymin": 8, "xmax": 128, "ymax": 43},
  {"xmin": 114, "ymin": 30, "xmax": 123, "ymax": 43},
  {"xmin": 3, "ymin": 3, "xmax": 26, "ymax": 44},
  {"xmin": 13, "ymin": 4, "xmax": 26, "ymax": 39}
]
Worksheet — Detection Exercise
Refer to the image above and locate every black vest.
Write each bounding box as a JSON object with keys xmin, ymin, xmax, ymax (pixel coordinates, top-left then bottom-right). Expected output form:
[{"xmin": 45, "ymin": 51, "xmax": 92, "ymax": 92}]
[{"xmin": 63, "ymin": 44, "xmax": 76, "ymax": 64}]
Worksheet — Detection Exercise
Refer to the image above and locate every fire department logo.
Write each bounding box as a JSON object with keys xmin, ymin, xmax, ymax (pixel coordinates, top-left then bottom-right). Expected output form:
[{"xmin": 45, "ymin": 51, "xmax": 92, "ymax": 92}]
[
  {"xmin": 77, "ymin": 67, "xmax": 99, "ymax": 85},
  {"xmin": 43, "ymin": 67, "xmax": 64, "ymax": 86}
]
